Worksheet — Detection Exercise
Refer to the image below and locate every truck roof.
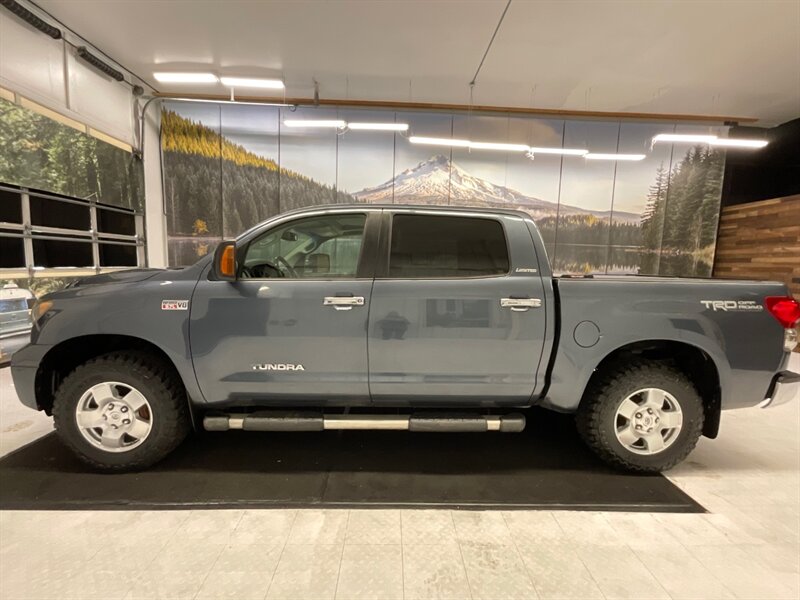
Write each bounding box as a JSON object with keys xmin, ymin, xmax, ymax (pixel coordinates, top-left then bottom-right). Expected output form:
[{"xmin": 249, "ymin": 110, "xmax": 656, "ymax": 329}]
[{"xmin": 277, "ymin": 204, "xmax": 534, "ymax": 220}]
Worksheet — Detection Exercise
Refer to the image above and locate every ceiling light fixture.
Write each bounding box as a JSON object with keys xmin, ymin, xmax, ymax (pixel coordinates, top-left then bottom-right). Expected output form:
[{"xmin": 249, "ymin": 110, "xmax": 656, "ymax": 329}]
[
  {"xmin": 652, "ymin": 133, "xmax": 768, "ymax": 149},
  {"xmin": 468, "ymin": 141, "xmax": 529, "ymax": 152},
  {"xmin": 710, "ymin": 138, "xmax": 769, "ymax": 148},
  {"xmin": 220, "ymin": 77, "xmax": 284, "ymax": 89},
  {"xmin": 409, "ymin": 136, "xmax": 471, "ymax": 148},
  {"xmin": 347, "ymin": 122, "xmax": 409, "ymax": 131},
  {"xmin": 652, "ymin": 133, "xmax": 718, "ymax": 144},
  {"xmin": 153, "ymin": 72, "xmax": 218, "ymax": 84},
  {"xmin": 283, "ymin": 119, "xmax": 347, "ymax": 128},
  {"xmin": 585, "ymin": 153, "xmax": 646, "ymax": 161},
  {"xmin": 527, "ymin": 147, "xmax": 589, "ymax": 156}
]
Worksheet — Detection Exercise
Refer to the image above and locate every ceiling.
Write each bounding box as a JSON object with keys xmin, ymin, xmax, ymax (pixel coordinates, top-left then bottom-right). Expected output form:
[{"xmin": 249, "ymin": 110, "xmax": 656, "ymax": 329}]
[{"xmin": 36, "ymin": 0, "xmax": 800, "ymax": 125}]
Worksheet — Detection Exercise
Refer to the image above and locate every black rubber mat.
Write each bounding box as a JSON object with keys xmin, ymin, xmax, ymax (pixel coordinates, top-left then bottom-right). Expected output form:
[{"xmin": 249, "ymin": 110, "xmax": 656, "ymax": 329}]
[{"xmin": 0, "ymin": 408, "xmax": 703, "ymax": 512}]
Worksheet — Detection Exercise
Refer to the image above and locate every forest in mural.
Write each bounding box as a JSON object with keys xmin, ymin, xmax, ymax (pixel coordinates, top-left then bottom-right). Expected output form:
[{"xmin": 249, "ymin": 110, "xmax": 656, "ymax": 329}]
[
  {"xmin": 0, "ymin": 98, "xmax": 143, "ymax": 211},
  {"xmin": 161, "ymin": 101, "xmax": 726, "ymax": 275}
]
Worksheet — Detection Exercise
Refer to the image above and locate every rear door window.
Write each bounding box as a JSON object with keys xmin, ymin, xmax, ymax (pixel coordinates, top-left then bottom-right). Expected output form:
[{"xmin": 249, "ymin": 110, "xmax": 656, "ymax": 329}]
[{"xmin": 388, "ymin": 214, "xmax": 509, "ymax": 279}]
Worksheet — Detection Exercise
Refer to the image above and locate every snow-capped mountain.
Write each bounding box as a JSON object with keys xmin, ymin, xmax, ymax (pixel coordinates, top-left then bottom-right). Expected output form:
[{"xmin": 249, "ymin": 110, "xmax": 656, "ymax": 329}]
[{"xmin": 354, "ymin": 155, "xmax": 640, "ymax": 222}]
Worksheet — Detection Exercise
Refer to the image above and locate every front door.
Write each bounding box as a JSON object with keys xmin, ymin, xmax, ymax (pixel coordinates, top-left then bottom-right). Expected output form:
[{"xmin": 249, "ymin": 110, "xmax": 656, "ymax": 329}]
[
  {"xmin": 190, "ymin": 211, "xmax": 378, "ymax": 406},
  {"xmin": 368, "ymin": 211, "xmax": 548, "ymax": 406}
]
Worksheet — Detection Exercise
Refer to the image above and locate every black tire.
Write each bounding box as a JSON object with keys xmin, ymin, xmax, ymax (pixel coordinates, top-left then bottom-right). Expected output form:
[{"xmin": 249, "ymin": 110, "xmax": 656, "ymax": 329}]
[
  {"xmin": 576, "ymin": 361, "xmax": 704, "ymax": 473},
  {"xmin": 52, "ymin": 351, "xmax": 190, "ymax": 472}
]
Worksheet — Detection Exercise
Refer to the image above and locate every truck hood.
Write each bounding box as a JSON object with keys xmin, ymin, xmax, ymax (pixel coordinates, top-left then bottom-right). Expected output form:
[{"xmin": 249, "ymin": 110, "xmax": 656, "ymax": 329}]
[{"xmin": 68, "ymin": 269, "xmax": 167, "ymax": 288}]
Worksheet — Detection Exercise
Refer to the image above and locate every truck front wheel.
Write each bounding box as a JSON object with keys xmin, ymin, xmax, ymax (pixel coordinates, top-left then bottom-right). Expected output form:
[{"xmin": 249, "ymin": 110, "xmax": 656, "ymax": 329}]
[
  {"xmin": 52, "ymin": 352, "xmax": 190, "ymax": 472},
  {"xmin": 576, "ymin": 362, "xmax": 704, "ymax": 473}
]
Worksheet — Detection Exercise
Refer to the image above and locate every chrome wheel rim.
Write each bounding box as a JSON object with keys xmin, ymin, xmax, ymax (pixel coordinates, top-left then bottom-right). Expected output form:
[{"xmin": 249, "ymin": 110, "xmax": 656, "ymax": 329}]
[
  {"xmin": 74, "ymin": 382, "xmax": 152, "ymax": 453},
  {"xmin": 614, "ymin": 388, "xmax": 683, "ymax": 455}
]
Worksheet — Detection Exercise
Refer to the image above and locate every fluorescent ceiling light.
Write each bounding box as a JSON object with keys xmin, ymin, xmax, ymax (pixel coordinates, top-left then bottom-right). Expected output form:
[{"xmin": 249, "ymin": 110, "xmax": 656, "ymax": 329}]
[
  {"xmin": 468, "ymin": 141, "xmax": 529, "ymax": 152},
  {"xmin": 710, "ymin": 138, "xmax": 768, "ymax": 148},
  {"xmin": 283, "ymin": 120, "xmax": 346, "ymax": 128},
  {"xmin": 220, "ymin": 77, "xmax": 284, "ymax": 89},
  {"xmin": 528, "ymin": 147, "xmax": 589, "ymax": 156},
  {"xmin": 348, "ymin": 122, "xmax": 409, "ymax": 131},
  {"xmin": 409, "ymin": 136, "xmax": 471, "ymax": 147},
  {"xmin": 653, "ymin": 133, "xmax": 718, "ymax": 144},
  {"xmin": 153, "ymin": 72, "xmax": 218, "ymax": 84},
  {"xmin": 585, "ymin": 153, "xmax": 646, "ymax": 161}
]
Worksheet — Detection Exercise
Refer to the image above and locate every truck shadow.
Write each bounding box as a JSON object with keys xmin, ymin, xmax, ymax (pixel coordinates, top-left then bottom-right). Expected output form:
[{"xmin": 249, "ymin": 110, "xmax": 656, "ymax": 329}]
[{"xmin": 0, "ymin": 408, "xmax": 703, "ymax": 511}]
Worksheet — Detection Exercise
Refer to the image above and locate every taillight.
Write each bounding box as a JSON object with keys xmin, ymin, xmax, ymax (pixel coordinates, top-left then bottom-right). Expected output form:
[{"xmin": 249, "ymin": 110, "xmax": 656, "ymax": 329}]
[{"xmin": 765, "ymin": 296, "xmax": 800, "ymax": 328}]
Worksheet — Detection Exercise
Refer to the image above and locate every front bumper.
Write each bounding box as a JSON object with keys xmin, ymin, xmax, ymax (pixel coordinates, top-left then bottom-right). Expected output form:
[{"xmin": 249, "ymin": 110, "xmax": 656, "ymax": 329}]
[
  {"xmin": 9, "ymin": 342, "xmax": 51, "ymax": 411},
  {"xmin": 760, "ymin": 371, "xmax": 800, "ymax": 408}
]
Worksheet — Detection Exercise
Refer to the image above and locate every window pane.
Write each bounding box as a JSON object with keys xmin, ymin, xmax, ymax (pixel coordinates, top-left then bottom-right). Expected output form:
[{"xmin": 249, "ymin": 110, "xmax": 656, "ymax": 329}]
[
  {"xmin": 99, "ymin": 243, "xmax": 137, "ymax": 267},
  {"xmin": 0, "ymin": 236, "xmax": 25, "ymax": 267},
  {"xmin": 389, "ymin": 215, "xmax": 509, "ymax": 278},
  {"xmin": 97, "ymin": 208, "xmax": 136, "ymax": 236},
  {"xmin": 33, "ymin": 239, "xmax": 93, "ymax": 267},
  {"xmin": 243, "ymin": 213, "xmax": 366, "ymax": 279},
  {"xmin": 30, "ymin": 196, "xmax": 90, "ymax": 230},
  {"xmin": 0, "ymin": 189, "xmax": 22, "ymax": 224}
]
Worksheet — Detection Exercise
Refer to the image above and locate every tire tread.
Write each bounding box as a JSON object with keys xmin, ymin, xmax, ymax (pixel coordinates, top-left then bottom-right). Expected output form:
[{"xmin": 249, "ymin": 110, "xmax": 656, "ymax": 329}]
[
  {"xmin": 576, "ymin": 361, "xmax": 704, "ymax": 473},
  {"xmin": 52, "ymin": 351, "xmax": 189, "ymax": 472}
]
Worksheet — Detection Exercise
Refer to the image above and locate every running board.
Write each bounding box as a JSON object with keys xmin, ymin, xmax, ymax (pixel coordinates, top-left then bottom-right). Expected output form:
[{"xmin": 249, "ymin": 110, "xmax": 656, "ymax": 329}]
[{"xmin": 203, "ymin": 411, "xmax": 526, "ymax": 433}]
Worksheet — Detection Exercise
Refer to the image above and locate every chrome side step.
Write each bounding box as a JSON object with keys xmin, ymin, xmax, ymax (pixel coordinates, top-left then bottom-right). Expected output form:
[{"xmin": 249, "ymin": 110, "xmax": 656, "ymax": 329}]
[{"xmin": 204, "ymin": 412, "xmax": 525, "ymax": 433}]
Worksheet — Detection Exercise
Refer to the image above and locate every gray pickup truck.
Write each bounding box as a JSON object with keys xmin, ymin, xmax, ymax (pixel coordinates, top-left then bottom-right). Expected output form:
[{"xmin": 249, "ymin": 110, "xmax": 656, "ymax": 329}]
[{"xmin": 11, "ymin": 205, "xmax": 800, "ymax": 473}]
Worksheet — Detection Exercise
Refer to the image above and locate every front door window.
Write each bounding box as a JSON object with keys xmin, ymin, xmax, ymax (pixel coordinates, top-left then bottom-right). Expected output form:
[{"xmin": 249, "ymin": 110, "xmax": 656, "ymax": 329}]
[{"xmin": 241, "ymin": 213, "xmax": 367, "ymax": 279}]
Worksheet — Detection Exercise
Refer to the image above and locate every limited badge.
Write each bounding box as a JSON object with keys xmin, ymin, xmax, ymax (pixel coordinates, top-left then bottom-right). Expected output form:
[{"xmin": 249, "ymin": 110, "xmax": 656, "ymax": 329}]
[{"xmin": 161, "ymin": 300, "xmax": 189, "ymax": 311}]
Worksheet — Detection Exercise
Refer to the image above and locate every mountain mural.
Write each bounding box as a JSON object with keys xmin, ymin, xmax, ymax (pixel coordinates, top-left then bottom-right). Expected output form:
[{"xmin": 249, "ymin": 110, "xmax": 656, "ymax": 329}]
[{"xmin": 354, "ymin": 155, "xmax": 640, "ymax": 223}]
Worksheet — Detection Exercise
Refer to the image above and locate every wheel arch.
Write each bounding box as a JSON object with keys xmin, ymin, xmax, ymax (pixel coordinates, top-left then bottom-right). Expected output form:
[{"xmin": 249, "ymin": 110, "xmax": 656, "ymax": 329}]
[
  {"xmin": 580, "ymin": 339, "xmax": 723, "ymax": 439},
  {"xmin": 34, "ymin": 334, "xmax": 194, "ymax": 422}
]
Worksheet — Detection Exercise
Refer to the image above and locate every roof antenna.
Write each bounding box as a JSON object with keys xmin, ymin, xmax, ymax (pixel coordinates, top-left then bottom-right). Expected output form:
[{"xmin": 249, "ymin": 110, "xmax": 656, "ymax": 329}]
[{"xmin": 313, "ymin": 78, "xmax": 320, "ymax": 106}]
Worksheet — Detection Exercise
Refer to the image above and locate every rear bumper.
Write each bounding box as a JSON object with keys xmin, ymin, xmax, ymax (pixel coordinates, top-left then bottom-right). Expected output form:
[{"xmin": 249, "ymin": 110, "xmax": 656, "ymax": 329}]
[{"xmin": 760, "ymin": 370, "xmax": 800, "ymax": 408}]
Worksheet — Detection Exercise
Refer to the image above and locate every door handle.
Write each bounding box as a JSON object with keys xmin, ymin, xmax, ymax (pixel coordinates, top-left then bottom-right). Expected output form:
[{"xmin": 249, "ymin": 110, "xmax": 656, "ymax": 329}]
[
  {"xmin": 500, "ymin": 297, "xmax": 542, "ymax": 312},
  {"xmin": 323, "ymin": 296, "xmax": 365, "ymax": 311}
]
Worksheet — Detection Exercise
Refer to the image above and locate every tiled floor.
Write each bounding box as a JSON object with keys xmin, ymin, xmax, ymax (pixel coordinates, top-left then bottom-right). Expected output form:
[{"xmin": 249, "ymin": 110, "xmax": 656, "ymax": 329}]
[{"xmin": 0, "ymin": 357, "xmax": 798, "ymax": 599}]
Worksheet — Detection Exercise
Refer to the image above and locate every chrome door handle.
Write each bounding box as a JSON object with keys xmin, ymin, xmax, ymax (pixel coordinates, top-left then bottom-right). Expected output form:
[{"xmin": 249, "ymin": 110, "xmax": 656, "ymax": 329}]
[
  {"xmin": 500, "ymin": 297, "xmax": 542, "ymax": 312},
  {"xmin": 323, "ymin": 296, "xmax": 365, "ymax": 311}
]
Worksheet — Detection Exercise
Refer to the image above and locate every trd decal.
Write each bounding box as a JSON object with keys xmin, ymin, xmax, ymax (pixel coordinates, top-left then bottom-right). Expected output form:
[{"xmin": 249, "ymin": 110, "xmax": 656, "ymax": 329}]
[
  {"xmin": 701, "ymin": 300, "xmax": 763, "ymax": 312},
  {"xmin": 253, "ymin": 363, "xmax": 305, "ymax": 371},
  {"xmin": 161, "ymin": 300, "xmax": 189, "ymax": 311}
]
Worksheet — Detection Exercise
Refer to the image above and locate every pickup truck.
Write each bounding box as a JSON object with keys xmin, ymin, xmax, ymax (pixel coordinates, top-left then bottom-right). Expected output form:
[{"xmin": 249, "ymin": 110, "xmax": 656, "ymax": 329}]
[{"xmin": 10, "ymin": 205, "xmax": 800, "ymax": 473}]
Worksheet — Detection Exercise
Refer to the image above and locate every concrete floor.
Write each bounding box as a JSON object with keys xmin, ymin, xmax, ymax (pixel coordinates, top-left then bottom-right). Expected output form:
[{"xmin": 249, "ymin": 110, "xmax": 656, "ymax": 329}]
[{"xmin": 0, "ymin": 356, "xmax": 798, "ymax": 600}]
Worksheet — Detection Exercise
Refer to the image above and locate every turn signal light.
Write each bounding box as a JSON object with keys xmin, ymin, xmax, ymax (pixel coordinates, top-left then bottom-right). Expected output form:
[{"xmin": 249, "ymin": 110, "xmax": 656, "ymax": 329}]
[
  {"xmin": 31, "ymin": 300, "xmax": 53, "ymax": 325},
  {"xmin": 220, "ymin": 245, "xmax": 236, "ymax": 278},
  {"xmin": 765, "ymin": 296, "xmax": 800, "ymax": 328}
]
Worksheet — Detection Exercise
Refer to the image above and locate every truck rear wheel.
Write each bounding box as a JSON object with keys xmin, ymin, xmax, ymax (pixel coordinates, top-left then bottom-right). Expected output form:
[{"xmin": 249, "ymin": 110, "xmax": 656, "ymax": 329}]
[
  {"xmin": 576, "ymin": 362, "xmax": 704, "ymax": 473},
  {"xmin": 52, "ymin": 352, "xmax": 190, "ymax": 472}
]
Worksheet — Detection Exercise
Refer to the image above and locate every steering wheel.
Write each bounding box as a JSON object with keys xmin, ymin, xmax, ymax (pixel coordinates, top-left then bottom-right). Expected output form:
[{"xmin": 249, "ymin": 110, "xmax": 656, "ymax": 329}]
[
  {"xmin": 275, "ymin": 255, "xmax": 298, "ymax": 278},
  {"xmin": 239, "ymin": 257, "xmax": 298, "ymax": 279},
  {"xmin": 240, "ymin": 260, "xmax": 281, "ymax": 279}
]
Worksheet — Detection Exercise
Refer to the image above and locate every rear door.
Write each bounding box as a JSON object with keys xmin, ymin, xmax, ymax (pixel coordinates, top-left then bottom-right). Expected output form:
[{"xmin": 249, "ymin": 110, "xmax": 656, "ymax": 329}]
[
  {"xmin": 367, "ymin": 210, "xmax": 548, "ymax": 406},
  {"xmin": 190, "ymin": 210, "xmax": 379, "ymax": 405}
]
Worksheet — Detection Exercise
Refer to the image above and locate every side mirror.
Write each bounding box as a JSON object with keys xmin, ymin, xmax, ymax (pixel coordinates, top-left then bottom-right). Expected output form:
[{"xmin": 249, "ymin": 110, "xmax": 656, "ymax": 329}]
[{"xmin": 213, "ymin": 240, "xmax": 237, "ymax": 281}]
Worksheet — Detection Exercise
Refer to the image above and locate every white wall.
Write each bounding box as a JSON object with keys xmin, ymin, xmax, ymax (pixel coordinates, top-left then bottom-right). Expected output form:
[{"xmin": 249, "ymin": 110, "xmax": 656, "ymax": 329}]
[{"xmin": 142, "ymin": 100, "xmax": 168, "ymax": 267}]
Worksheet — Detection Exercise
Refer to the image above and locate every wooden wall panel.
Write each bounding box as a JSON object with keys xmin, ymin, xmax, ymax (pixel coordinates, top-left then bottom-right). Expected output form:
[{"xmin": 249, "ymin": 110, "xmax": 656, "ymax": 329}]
[
  {"xmin": 714, "ymin": 195, "xmax": 800, "ymax": 299},
  {"xmin": 714, "ymin": 195, "xmax": 800, "ymax": 350}
]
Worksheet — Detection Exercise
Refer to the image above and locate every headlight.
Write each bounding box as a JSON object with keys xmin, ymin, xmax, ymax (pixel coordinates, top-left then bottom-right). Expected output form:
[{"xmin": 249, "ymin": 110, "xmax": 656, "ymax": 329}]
[{"xmin": 30, "ymin": 300, "xmax": 53, "ymax": 325}]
